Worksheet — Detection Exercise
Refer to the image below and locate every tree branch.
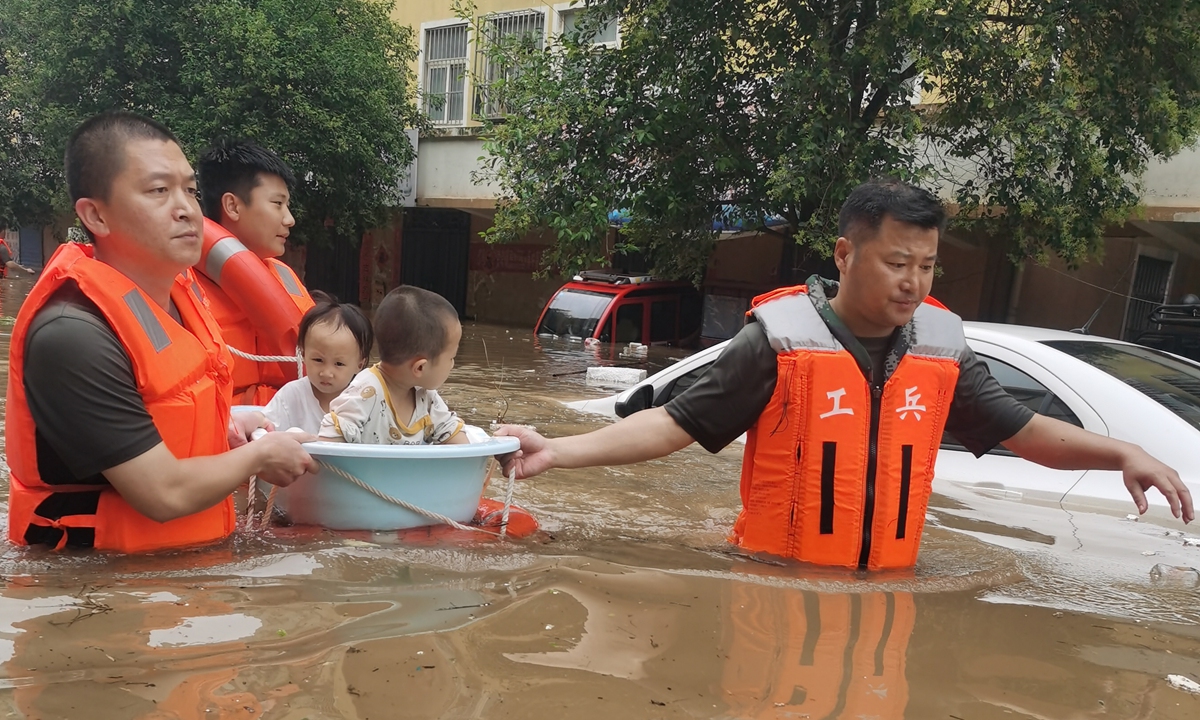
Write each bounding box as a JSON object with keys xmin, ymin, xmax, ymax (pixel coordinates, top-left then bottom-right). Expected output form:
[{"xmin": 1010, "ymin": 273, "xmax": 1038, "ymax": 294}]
[
  {"xmin": 829, "ymin": 0, "xmax": 859, "ymax": 58},
  {"xmin": 860, "ymin": 62, "xmax": 920, "ymax": 127}
]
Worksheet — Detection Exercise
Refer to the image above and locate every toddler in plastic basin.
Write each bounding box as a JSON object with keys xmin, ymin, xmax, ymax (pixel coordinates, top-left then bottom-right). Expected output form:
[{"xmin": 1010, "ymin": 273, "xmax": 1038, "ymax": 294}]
[
  {"xmin": 320, "ymin": 286, "xmax": 469, "ymax": 446},
  {"xmin": 263, "ymin": 291, "xmax": 372, "ymax": 434}
]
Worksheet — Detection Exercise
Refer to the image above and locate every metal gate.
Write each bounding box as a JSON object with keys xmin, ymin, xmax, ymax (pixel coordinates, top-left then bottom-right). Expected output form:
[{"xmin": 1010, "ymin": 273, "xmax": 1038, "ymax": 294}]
[
  {"xmin": 305, "ymin": 231, "xmax": 361, "ymax": 306},
  {"xmin": 1123, "ymin": 254, "xmax": 1174, "ymax": 341},
  {"xmin": 401, "ymin": 209, "xmax": 470, "ymax": 316}
]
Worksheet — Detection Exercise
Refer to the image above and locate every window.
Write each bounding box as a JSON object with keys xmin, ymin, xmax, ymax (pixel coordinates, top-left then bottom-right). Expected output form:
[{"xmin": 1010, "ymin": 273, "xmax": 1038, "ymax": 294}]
[
  {"xmin": 650, "ymin": 300, "xmax": 677, "ymax": 343},
  {"xmin": 658, "ymin": 363, "xmax": 713, "ymax": 405},
  {"xmin": 559, "ymin": 6, "xmax": 619, "ymax": 46},
  {"xmin": 614, "ymin": 303, "xmax": 643, "ymax": 343},
  {"xmin": 701, "ymin": 294, "xmax": 749, "ymax": 342},
  {"xmin": 537, "ymin": 289, "xmax": 612, "ymax": 338},
  {"xmin": 1043, "ymin": 340, "xmax": 1200, "ymax": 431},
  {"xmin": 476, "ymin": 10, "xmax": 546, "ymax": 118},
  {"xmin": 423, "ymin": 24, "xmax": 468, "ymax": 125},
  {"xmin": 940, "ymin": 355, "xmax": 1082, "ymax": 455}
]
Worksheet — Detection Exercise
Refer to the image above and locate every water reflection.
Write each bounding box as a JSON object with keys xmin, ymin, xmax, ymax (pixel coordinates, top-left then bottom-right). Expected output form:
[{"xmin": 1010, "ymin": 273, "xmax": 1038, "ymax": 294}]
[{"xmin": 722, "ymin": 585, "xmax": 913, "ymax": 719}]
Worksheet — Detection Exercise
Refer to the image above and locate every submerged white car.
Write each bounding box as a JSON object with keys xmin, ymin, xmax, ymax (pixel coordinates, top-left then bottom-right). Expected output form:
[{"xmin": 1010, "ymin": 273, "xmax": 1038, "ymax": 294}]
[{"xmin": 566, "ymin": 323, "xmax": 1200, "ymax": 521}]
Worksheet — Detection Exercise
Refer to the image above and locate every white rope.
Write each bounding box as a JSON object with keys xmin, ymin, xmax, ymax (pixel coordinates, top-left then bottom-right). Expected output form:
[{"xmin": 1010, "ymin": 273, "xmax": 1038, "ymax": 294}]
[
  {"xmin": 243, "ymin": 477, "xmax": 278, "ymax": 532},
  {"xmin": 228, "ymin": 345, "xmax": 304, "ymax": 378},
  {"xmin": 317, "ymin": 459, "xmax": 517, "ymax": 537}
]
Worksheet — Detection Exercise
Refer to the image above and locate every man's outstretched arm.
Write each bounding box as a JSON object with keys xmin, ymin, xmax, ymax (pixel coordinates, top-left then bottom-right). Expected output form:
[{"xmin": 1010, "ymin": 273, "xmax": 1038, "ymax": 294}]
[
  {"xmin": 497, "ymin": 407, "xmax": 695, "ymax": 478},
  {"xmin": 1003, "ymin": 414, "xmax": 1194, "ymax": 523}
]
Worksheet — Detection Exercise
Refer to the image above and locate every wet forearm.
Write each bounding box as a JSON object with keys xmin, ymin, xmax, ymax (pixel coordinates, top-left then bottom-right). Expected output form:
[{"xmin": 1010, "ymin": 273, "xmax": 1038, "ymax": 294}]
[
  {"xmin": 548, "ymin": 407, "xmax": 694, "ymax": 469},
  {"xmin": 104, "ymin": 442, "xmax": 268, "ymax": 522},
  {"xmin": 1004, "ymin": 414, "xmax": 1132, "ymax": 471}
]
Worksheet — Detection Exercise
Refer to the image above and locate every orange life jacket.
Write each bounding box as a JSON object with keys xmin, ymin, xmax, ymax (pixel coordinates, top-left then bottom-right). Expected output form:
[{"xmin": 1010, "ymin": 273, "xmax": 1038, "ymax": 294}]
[
  {"xmin": 722, "ymin": 583, "xmax": 913, "ymax": 719},
  {"xmin": 0, "ymin": 238, "xmax": 11, "ymax": 278},
  {"xmin": 194, "ymin": 218, "xmax": 314, "ymax": 406},
  {"xmin": 6, "ymin": 242, "xmax": 237, "ymax": 552},
  {"xmin": 732, "ymin": 285, "xmax": 964, "ymax": 570}
]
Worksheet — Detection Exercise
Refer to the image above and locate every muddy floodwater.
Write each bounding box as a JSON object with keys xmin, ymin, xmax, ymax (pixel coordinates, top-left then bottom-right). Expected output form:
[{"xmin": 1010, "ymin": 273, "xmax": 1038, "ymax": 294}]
[{"xmin": 0, "ymin": 277, "xmax": 1198, "ymax": 719}]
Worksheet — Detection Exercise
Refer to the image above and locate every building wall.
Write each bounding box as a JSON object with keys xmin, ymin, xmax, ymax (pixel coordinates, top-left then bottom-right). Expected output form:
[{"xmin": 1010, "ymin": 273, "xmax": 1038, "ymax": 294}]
[
  {"xmin": 417, "ymin": 136, "xmax": 499, "ymax": 205},
  {"xmin": 1007, "ymin": 230, "xmax": 1200, "ymax": 340},
  {"xmin": 464, "ymin": 214, "xmax": 563, "ymax": 326},
  {"xmin": 703, "ymin": 233, "xmax": 783, "ymax": 297}
]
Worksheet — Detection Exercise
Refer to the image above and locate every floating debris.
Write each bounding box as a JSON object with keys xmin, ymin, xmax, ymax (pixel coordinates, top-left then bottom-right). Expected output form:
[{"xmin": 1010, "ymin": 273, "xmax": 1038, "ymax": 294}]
[
  {"xmin": 1167, "ymin": 674, "xmax": 1200, "ymax": 694},
  {"xmin": 1150, "ymin": 564, "xmax": 1200, "ymax": 588}
]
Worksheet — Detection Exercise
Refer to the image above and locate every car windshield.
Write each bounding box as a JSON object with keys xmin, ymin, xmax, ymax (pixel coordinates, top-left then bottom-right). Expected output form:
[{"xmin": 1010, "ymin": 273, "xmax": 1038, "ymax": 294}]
[
  {"xmin": 537, "ymin": 289, "xmax": 613, "ymax": 339},
  {"xmin": 1042, "ymin": 340, "xmax": 1200, "ymax": 431}
]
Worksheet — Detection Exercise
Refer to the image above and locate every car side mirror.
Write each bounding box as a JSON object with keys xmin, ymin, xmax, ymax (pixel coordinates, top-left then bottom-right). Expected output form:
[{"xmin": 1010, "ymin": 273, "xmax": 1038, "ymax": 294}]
[{"xmin": 615, "ymin": 383, "xmax": 654, "ymax": 418}]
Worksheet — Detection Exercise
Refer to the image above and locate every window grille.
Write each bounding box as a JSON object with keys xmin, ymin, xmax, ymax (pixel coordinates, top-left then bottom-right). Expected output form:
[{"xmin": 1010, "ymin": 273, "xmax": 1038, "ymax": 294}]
[
  {"xmin": 475, "ymin": 10, "xmax": 546, "ymax": 119},
  {"xmin": 424, "ymin": 24, "xmax": 469, "ymax": 124}
]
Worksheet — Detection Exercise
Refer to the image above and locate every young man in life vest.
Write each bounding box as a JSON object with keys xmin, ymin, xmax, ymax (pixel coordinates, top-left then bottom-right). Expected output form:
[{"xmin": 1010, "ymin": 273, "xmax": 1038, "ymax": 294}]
[
  {"xmin": 195, "ymin": 140, "xmax": 315, "ymax": 405},
  {"xmin": 6, "ymin": 111, "xmax": 315, "ymax": 552},
  {"xmin": 498, "ymin": 179, "xmax": 1195, "ymax": 570}
]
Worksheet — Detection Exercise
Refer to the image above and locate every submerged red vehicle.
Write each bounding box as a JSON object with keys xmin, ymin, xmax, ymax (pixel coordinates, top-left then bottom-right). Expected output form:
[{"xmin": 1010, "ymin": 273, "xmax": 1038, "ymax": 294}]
[{"xmin": 535, "ymin": 271, "xmax": 702, "ymax": 347}]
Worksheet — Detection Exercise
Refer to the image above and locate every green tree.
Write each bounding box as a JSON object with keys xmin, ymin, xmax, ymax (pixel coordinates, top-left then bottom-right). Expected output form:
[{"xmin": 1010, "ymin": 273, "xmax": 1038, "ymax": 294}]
[
  {"xmin": 470, "ymin": 0, "xmax": 1200, "ymax": 278},
  {"xmin": 0, "ymin": 0, "xmax": 424, "ymax": 242}
]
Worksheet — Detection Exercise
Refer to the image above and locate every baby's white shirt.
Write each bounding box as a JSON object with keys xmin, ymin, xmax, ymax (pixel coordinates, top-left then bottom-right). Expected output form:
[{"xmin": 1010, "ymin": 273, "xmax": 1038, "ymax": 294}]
[
  {"xmin": 263, "ymin": 378, "xmax": 327, "ymax": 435},
  {"xmin": 318, "ymin": 366, "xmax": 463, "ymax": 445}
]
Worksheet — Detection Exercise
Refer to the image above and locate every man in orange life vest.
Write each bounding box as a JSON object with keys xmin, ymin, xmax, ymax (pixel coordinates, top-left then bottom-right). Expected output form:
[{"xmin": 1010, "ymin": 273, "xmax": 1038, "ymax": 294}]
[
  {"xmin": 6, "ymin": 111, "xmax": 315, "ymax": 552},
  {"xmin": 195, "ymin": 140, "xmax": 315, "ymax": 405},
  {"xmin": 498, "ymin": 179, "xmax": 1195, "ymax": 570}
]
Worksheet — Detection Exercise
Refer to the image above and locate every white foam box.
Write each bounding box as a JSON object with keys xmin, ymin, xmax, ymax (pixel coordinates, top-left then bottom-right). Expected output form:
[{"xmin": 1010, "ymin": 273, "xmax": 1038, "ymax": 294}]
[{"xmin": 585, "ymin": 366, "xmax": 648, "ymax": 388}]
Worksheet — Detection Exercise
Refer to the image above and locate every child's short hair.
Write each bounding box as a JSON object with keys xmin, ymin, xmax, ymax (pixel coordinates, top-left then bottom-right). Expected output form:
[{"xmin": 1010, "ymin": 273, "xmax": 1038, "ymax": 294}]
[
  {"xmin": 374, "ymin": 286, "xmax": 459, "ymax": 364},
  {"xmin": 298, "ymin": 290, "xmax": 374, "ymax": 360}
]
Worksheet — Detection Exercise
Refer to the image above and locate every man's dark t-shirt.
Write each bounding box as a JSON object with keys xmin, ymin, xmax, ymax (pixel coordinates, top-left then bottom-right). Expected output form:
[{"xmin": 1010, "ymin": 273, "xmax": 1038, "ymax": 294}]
[
  {"xmin": 665, "ymin": 300, "xmax": 1034, "ymax": 456},
  {"xmin": 23, "ymin": 282, "xmax": 163, "ymax": 485}
]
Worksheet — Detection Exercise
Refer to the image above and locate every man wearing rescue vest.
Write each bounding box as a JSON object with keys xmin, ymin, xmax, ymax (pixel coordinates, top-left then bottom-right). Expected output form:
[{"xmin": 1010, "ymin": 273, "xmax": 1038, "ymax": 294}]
[
  {"xmin": 195, "ymin": 140, "xmax": 315, "ymax": 405},
  {"xmin": 498, "ymin": 179, "xmax": 1195, "ymax": 570},
  {"xmin": 6, "ymin": 111, "xmax": 315, "ymax": 552}
]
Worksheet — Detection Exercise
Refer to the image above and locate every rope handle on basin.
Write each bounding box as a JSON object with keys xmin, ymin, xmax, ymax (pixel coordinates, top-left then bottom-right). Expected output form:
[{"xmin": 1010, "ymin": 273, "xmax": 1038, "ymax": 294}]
[
  {"xmin": 316, "ymin": 459, "xmax": 516, "ymax": 537},
  {"xmin": 244, "ymin": 428, "xmax": 517, "ymax": 537}
]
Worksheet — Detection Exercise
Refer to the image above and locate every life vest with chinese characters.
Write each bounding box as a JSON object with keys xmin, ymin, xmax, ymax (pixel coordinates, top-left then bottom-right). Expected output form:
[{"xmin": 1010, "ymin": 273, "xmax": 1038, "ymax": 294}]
[
  {"xmin": 6, "ymin": 242, "xmax": 237, "ymax": 552},
  {"xmin": 732, "ymin": 285, "xmax": 964, "ymax": 569},
  {"xmin": 194, "ymin": 218, "xmax": 314, "ymax": 406}
]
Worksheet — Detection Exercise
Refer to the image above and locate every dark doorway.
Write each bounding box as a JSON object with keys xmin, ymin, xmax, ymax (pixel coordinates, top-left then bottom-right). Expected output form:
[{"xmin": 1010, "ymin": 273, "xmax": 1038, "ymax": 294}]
[
  {"xmin": 401, "ymin": 209, "xmax": 470, "ymax": 315},
  {"xmin": 305, "ymin": 229, "xmax": 361, "ymax": 306},
  {"xmin": 1123, "ymin": 254, "xmax": 1174, "ymax": 341}
]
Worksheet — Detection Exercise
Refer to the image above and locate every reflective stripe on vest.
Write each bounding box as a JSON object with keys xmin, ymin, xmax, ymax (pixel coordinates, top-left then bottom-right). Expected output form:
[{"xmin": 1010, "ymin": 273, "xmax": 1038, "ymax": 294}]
[
  {"xmin": 271, "ymin": 260, "xmax": 303, "ymax": 297},
  {"xmin": 732, "ymin": 286, "xmax": 964, "ymax": 570},
  {"xmin": 6, "ymin": 243, "xmax": 236, "ymax": 552}
]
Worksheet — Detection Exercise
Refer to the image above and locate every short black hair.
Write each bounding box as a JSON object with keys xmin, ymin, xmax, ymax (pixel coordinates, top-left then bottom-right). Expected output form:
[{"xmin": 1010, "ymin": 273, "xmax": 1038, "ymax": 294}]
[
  {"xmin": 196, "ymin": 139, "xmax": 296, "ymax": 221},
  {"xmin": 65, "ymin": 111, "xmax": 180, "ymax": 204},
  {"xmin": 838, "ymin": 178, "xmax": 946, "ymax": 241},
  {"xmin": 299, "ymin": 290, "xmax": 374, "ymax": 361},
  {"xmin": 374, "ymin": 286, "xmax": 459, "ymax": 365}
]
